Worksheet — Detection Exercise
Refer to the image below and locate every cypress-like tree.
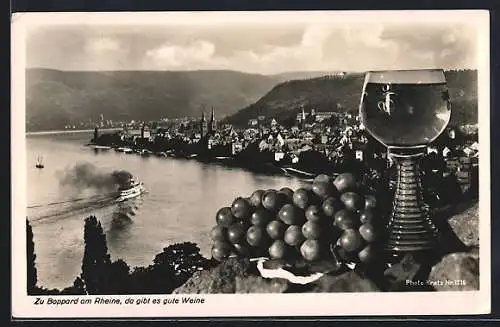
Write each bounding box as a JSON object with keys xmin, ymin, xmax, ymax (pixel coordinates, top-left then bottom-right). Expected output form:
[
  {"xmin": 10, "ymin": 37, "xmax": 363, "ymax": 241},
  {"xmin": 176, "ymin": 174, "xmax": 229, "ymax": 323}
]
[
  {"xmin": 80, "ymin": 216, "xmax": 112, "ymax": 294},
  {"xmin": 26, "ymin": 219, "xmax": 38, "ymax": 294}
]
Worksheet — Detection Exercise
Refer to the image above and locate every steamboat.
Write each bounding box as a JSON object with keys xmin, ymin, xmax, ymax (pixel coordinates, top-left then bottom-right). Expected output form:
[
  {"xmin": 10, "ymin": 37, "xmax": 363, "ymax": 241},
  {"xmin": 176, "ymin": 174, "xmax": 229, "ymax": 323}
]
[{"xmin": 116, "ymin": 177, "xmax": 146, "ymax": 202}]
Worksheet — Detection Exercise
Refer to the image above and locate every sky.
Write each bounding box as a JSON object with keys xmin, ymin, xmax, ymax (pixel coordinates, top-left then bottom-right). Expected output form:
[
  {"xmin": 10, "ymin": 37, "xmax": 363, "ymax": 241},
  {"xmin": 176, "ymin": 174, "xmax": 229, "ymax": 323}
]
[{"xmin": 25, "ymin": 18, "xmax": 479, "ymax": 74}]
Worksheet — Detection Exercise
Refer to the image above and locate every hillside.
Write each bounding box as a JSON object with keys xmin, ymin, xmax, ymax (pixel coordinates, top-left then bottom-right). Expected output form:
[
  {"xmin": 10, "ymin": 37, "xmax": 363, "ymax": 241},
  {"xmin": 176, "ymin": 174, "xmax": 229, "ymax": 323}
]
[
  {"xmin": 25, "ymin": 69, "xmax": 280, "ymax": 131},
  {"xmin": 25, "ymin": 69, "xmax": 340, "ymax": 132},
  {"xmin": 225, "ymin": 70, "xmax": 478, "ymax": 127}
]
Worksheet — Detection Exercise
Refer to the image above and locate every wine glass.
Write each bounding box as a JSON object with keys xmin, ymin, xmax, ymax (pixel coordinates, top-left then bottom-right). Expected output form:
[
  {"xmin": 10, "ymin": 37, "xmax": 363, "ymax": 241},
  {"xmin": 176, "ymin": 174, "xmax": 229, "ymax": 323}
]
[{"xmin": 359, "ymin": 69, "xmax": 451, "ymax": 252}]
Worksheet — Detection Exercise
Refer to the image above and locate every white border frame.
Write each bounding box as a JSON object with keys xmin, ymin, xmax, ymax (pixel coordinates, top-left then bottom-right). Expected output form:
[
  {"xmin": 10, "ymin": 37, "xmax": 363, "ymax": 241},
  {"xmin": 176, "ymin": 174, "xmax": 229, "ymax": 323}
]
[{"xmin": 11, "ymin": 10, "xmax": 491, "ymax": 318}]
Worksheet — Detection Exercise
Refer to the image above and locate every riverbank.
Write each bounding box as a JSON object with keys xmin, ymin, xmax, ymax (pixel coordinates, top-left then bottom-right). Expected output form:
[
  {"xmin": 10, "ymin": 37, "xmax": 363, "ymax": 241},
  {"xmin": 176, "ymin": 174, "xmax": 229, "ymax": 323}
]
[
  {"xmin": 86, "ymin": 131, "xmax": 477, "ymax": 207},
  {"xmin": 88, "ymin": 143, "xmax": 346, "ymax": 182}
]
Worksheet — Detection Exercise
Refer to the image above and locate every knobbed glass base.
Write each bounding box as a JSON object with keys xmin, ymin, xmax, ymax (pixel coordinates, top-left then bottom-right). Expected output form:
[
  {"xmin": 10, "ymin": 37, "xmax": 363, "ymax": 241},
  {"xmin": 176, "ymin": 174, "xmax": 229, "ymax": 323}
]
[{"xmin": 386, "ymin": 146, "xmax": 440, "ymax": 252}]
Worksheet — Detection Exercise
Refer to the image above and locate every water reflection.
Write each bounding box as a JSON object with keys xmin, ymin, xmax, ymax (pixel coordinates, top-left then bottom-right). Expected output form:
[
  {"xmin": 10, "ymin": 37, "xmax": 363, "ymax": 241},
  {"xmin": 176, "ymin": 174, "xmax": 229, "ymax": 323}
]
[{"xmin": 106, "ymin": 201, "xmax": 138, "ymax": 251}]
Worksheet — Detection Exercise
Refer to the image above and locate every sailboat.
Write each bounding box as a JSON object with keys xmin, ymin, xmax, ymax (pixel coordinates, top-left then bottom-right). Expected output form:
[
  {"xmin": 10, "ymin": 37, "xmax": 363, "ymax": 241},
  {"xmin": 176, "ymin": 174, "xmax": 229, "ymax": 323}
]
[{"xmin": 35, "ymin": 155, "xmax": 44, "ymax": 169}]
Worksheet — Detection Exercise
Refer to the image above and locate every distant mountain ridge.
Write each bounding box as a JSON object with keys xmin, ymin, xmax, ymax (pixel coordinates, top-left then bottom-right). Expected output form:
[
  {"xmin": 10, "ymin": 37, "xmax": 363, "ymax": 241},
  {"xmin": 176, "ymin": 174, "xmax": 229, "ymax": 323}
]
[
  {"xmin": 225, "ymin": 70, "xmax": 478, "ymax": 127},
  {"xmin": 22, "ymin": 69, "xmax": 277, "ymax": 131},
  {"xmin": 26, "ymin": 68, "xmax": 341, "ymax": 131}
]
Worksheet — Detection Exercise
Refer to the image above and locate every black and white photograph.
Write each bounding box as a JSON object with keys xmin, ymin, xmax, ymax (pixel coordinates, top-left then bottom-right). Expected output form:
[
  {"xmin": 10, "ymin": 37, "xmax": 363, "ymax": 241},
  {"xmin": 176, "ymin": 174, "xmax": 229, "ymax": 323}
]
[{"xmin": 12, "ymin": 10, "xmax": 490, "ymax": 317}]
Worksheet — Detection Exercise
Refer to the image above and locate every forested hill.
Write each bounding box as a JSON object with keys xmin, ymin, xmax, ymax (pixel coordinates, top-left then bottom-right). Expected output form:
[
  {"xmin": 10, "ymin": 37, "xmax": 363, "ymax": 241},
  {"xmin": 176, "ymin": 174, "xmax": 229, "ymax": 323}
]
[
  {"xmin": 26, "ymin": 68, "xmax": 346, "ymax": 131},
  {"xmin": 225, "ymin": 70, "xmax": 478, "ymax": 127},
  {"xmin": 25, "ymin": 69, "xmax": 280, "ymax": 131}
]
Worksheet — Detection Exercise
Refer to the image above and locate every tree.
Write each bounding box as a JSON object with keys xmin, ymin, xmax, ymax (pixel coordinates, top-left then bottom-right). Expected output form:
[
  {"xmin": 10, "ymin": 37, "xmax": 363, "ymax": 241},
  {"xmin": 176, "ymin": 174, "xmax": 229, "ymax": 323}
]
[
  {"xmin": 80, "ymin": 216, "xmax": 112, "ymax": 294},
  {"xmin": 26, "ymin": 219, "xmax": 38, "ymax": 294},
  {"xmin": 128, "ymin": 266, "xmax": 158, "ymax": 294},
  {"xmin": 126, "ymin": 242, "xmax": 214, "ymax": 294},
  {"xmin": 60, "ymin": 277, "xmax": 86, "ymax": 295},
  {"xmin": 107, "ymin": 259, "xmax": 131, "ymax": 294},
  {"xmin": 153, "ymin": 242, "xmax": 213, "ymax": 281}
]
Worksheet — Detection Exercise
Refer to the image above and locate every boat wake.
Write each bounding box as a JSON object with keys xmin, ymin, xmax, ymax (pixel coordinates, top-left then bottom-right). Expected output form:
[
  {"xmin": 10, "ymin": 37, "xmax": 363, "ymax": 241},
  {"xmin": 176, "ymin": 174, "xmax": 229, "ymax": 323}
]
[
  {"xmin": 27, "ymin": 190, "xmax": 147, "ymax": 227},
  {"xmin": 28, "ymin": 193, "xmax": 117, "ymax": 225}
]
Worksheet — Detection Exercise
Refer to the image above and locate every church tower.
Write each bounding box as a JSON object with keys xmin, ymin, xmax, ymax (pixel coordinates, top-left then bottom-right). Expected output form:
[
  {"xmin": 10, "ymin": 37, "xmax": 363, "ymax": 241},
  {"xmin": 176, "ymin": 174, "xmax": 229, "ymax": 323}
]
[
  {"xmin": 208, "ymin": 107, "xmax": 216, "ymax": 134},
  {"xmin": 200, "ymin": 111, "xmax": 206, "ymax": 138}
]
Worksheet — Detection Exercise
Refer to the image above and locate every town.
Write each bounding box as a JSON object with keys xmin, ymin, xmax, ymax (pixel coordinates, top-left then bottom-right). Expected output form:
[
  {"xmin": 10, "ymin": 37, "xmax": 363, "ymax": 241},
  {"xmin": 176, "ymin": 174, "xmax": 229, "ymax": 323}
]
[{"xmin": 89, "ymin": 107, "xmax": 479, "ymax": 207}]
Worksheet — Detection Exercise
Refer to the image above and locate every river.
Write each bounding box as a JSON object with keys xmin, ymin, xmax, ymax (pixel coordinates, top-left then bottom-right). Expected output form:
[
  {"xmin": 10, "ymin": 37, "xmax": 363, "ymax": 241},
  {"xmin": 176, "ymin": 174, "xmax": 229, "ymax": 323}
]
[{"xmin": 26, "ymin": 132, "xmax": 307, "ymax": 290}]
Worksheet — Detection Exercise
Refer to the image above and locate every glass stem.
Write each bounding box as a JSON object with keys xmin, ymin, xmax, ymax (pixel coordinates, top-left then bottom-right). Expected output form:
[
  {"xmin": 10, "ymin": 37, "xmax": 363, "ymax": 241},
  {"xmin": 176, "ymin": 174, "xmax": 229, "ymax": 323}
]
[{"xmin": 386, "ymin": 151, "xmax": 439, "ymax": 252}]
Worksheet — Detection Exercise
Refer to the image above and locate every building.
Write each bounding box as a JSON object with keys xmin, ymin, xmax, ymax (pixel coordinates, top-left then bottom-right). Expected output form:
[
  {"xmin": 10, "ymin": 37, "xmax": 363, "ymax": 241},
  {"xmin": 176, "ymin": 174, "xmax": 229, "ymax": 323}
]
[
  {"xmin": 208, "ymin": 107, "xmax": 217, "ymax": 134},
  {"xmin": 314, "ymin": 112, "xmax": 341, "ymax": 122},
  {"xmin": 140, "ymin": 123, "xmax": 151, "ymax": 139},
  {"xmin": 296, "ymin": 107, "xmax": 307, "ymax": 129},
  {"xmin": 248, "ymin": 119, "xmax": 258, "ymax": 127},
  {"xmin": 296, "ymin": 107, "xmax": 343, "ymax": 124},
  {"xmin": 123, "ymin": 129, "xmax": 142, "ymax": 141},
  {"xmin": 232, "ymin": 141, "xmax": 244, "ymax": 155},
  {"xmin": 200, "ymin": 111, "xmax": 208, "ymax": 138},
  {"xmin": 99, "ymin": 114, "xmax": 105, "ymax": 127}
]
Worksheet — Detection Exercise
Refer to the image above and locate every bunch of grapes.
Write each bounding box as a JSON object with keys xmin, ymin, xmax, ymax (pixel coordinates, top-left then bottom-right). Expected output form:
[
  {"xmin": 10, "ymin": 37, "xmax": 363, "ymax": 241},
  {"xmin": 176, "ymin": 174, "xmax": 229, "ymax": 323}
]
[{"xmin": 210, "ymin": 173, "xmax": 385, "ymax": 266}]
